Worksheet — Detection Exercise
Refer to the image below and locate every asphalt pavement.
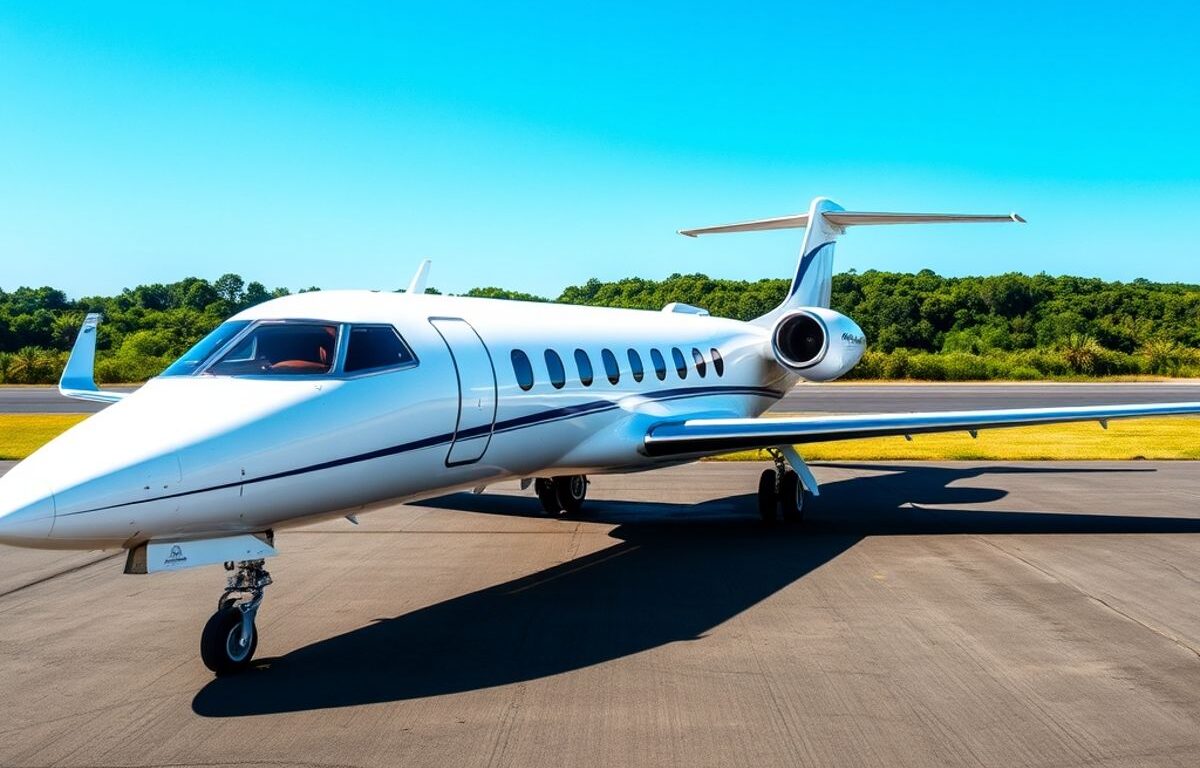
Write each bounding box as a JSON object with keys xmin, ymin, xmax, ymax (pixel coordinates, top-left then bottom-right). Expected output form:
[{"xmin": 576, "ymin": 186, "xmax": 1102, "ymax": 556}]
[
  {"xmin": 0, "ymin": 386, "xmax": 134, "ymax": 413},
  {"xmin": 2, "ymin": 460, "xmax": 1200, "ymax": 767},
  {"xmin": 776, "ymin": 380, "xmax": 1200, "ymax": 412}
]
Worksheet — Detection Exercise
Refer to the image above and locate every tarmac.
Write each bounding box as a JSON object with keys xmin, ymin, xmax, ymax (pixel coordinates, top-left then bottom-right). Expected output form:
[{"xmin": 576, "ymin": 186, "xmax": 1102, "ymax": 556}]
[
  {"xmin": 2, "ymin": 460, "xmax": 1200, "ymax": 767},
  {"xmin": 775, "ymin": 380, "xmax": 1200, "ymax": 412},
  {"xmin": 0, "ymin": 386, "xmax": 134, "ymax": 413}
]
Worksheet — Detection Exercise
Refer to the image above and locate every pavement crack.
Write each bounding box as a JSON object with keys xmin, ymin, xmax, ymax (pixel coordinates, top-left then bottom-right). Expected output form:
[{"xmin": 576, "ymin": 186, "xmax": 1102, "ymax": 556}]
[
  {"xmin": 977, "ymin": 537, "xmax": 1200, "ymax": 661},
  {"xmin": 1159, "ymin": 558, "xmax": 1200, "ymax": 587},
  {"xmin": 1083, "ymin": 594, "xmax": 1200, "ymax": 660},
  {"xmin": 0, "ymin": 552, "xmax": 119, "ymax": 600},
  {"xmin": 485, "ymin": 681, "xmax": 527, "ymax": 768}
]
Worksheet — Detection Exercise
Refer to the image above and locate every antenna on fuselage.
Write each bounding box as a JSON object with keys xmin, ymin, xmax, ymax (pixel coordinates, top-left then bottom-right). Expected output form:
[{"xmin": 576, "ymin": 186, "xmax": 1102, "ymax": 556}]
[{"xmin": 407, "ymin": 259, "xmax": 431, "ymax": 295}]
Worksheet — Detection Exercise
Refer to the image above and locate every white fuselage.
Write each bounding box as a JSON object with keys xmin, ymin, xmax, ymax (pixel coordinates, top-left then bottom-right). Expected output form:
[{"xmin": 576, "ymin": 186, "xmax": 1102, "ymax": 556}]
[{"xmin": 1, "ymin": 290, "xmax": 795, "ymax": 549}]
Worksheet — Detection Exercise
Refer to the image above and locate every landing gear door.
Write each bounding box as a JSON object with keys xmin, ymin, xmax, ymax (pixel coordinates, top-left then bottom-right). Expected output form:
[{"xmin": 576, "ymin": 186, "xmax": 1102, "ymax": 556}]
[{"xmin": 429, "ymin": 318, "xmax": 498, "ymax": 466}]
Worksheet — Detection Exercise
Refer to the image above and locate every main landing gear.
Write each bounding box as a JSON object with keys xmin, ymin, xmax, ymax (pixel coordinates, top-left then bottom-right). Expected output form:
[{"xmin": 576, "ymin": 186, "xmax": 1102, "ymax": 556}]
[
  {"xmin": 757, "ymin": 450, "xmax": 812, "ymax": 525},
  {"xmin": 200, "ymin": 559, "xmax": 272, "ymax": 674},
  {"xmin": 534, "ymin": 474, "xmax": 588, "ymax": 517}
]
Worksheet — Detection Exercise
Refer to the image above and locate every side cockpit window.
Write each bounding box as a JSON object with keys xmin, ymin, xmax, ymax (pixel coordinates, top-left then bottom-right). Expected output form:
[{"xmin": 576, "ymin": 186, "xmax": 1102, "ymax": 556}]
[
  {"xmin": 208, "ymin": 323, "xmax": 339, "ymax": 376},
  {"xmin": 161, "ymin": 320, "xmax": 251, "ymax": 377},
  {"xmin": 344, "ymin": 325, "xmax": 417, "ymax": 374}
]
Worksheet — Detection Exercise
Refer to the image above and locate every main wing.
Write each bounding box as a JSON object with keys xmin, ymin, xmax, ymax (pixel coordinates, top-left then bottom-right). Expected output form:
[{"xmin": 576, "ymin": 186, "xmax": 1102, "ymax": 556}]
[{"xmin": 643, "ymin": 402, "xmax": 1200, "ymax": 456}]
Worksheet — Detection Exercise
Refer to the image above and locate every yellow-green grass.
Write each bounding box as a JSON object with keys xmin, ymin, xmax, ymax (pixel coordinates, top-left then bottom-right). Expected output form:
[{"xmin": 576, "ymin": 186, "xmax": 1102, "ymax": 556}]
[
  {"xmin": 0, "ymin": 413, "xmax": 1196, "ymax": 463},
  {"xmin": 710, "ymin": 415, "xmax": 1200, "ymax": 461},
  {"xmin": 0, "ymin": 414, "xmax": 88, "ymax": 460}
]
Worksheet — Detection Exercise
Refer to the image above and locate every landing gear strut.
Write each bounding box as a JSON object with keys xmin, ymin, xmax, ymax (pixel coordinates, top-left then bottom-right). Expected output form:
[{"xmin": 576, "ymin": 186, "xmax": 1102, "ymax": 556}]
[
  {"xmin": 200, "ymin": 559, "xmax": 271, "ymax": 675},
  {"xmin": 534, "ymin": 475, "xmax": 588, "ymax": 517},
  {"xmin": 756, "ymin": 449, "xmax": 810, "ymax": 525}
]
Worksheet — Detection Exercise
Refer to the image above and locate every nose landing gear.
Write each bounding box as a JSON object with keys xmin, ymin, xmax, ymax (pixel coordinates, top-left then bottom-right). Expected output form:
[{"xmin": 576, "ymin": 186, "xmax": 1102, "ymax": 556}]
[{"xmin": 200, "ymin": 559, "xmax": 272, "ymax": 674}]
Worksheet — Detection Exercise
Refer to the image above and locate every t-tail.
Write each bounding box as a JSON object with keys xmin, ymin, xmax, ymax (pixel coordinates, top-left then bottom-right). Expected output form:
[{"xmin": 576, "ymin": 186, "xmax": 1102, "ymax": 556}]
[{"xmin": 679, "ymin": 196, "xmax": 1025, "ymax": 323}]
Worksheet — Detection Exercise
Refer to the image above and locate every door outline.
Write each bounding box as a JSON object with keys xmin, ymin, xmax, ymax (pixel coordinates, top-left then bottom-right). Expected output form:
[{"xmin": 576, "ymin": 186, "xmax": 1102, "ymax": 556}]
[{"xmin": 428, "ymin": 317, "xmax": 498, "ymax": 466}]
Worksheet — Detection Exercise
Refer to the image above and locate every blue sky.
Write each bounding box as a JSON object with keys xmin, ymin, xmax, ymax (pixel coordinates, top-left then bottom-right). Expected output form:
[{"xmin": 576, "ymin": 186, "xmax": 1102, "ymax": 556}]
[{"xmin": 1, "ymin": 2, "xmax": 1197, "ymax": 299}]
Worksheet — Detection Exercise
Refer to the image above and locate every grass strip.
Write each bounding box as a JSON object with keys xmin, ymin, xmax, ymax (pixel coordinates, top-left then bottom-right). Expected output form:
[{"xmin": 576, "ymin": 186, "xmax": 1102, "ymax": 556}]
[
  {"xmin": 0, "ymin": 414, "xmax": 89, "ymax": 461},
  {"xmin": 0, "ymin": 413, "xmax": 1196, "ymax": 463},
  {"xmin": 710, "ymin": 415, "xmax": 1200, "ymax": 461}
]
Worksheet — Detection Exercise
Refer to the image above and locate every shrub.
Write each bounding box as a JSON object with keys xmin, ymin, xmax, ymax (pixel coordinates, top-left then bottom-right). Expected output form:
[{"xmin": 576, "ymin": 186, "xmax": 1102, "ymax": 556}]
[
  {"xmin": 1008, "ymin": 366, "xmax": 1043, "ymax": 381},
  {"xmin": 940, "ymin": 352, "xmax": 989, "ymax": 381},
  {"xmin": 11, "ymin": 347, "xmax": 47, "ymax": 384},
  {"xmin": 905, "ymin": 353, "xmax": 947, "ymax": 380},
  {"xmin": 1141, "ymin": 339, "xmax": 1192, "ymax": 375}
]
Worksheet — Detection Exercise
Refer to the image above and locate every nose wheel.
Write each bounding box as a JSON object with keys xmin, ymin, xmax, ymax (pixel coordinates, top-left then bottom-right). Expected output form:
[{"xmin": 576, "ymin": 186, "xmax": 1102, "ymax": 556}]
[{"xmin": 200, "ymin": 559, "xmax": 271, "ymax": 675}]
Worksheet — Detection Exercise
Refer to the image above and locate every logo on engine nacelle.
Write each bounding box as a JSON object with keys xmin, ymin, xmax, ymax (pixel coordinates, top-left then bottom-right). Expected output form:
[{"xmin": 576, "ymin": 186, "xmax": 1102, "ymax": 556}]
[{"xmin": 841, "ymin": 332, "xmax": 865, "ymax": 345}]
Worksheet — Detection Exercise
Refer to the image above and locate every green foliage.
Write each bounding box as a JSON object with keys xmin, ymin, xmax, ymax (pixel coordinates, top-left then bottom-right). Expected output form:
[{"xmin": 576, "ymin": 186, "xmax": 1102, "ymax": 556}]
[
  {"xmin": 463, "ymin": 287, "xmax": 548, "ymax": 303},
  {"xmin": 1, "ymin": 269, "xmax": 1198, "ymax": 383},
  {"xmin": 557, "ymin": 274, "xmax": 787, "ymax": 319},
  {"xmin": 0, "ymin": 275, "xmax": 291, "ymax": 383}
]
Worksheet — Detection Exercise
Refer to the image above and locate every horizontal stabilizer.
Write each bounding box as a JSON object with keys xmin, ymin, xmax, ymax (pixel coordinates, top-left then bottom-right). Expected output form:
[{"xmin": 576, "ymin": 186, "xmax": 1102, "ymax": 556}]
[
  {"xmin": 679, "ymin": 210, "xmax": 1023, "ymax": 237},
  {"xmin": 679, "ymin": 214, "xmax": 809, "ymax": 237}
]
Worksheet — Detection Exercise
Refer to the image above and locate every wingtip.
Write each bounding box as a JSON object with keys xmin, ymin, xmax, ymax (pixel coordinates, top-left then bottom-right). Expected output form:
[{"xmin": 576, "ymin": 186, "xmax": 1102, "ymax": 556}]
[
  {"xmin": 1011, "ymin": 213, "xmax": 1027, "ymax": 223},
  {"xmin": 678, "ymin": 230, "xmax": 698, "ymax": 238}
]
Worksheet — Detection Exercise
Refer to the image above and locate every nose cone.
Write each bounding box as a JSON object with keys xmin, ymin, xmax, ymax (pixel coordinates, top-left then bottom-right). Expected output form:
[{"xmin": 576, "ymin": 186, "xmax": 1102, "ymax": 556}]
[{"xmin": 0, "ymin": 474, "xmax": 55, "ymax": 546}]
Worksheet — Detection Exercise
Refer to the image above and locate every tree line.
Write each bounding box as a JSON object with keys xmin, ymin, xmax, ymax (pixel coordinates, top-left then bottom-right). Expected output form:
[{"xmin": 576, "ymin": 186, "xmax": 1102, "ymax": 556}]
[{"xmin": 1, "ymin": 270, "xmax": 1197, "ymax": 383}]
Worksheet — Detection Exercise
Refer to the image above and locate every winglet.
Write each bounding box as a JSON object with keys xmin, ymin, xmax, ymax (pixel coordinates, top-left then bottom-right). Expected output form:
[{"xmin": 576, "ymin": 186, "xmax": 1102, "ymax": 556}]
[
  {"xmin": 407, "ymin": 259, "xmax": 431, "ymax": 295},
  {"xmin": 59, "ymin": 314, "xmax": 126, "ymax": 404}
]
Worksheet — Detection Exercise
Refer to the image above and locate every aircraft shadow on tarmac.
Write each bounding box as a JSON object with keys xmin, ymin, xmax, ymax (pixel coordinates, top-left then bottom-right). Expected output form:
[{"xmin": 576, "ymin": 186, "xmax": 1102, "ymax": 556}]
[{"xmin": 193, "ymin": 463, "xmax": 1199, "ymax": 718}]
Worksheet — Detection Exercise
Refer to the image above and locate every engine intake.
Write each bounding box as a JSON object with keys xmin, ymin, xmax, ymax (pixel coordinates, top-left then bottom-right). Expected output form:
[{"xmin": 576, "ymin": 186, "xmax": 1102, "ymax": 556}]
[
  {"xmin": 770, "ymin": 308, "xmax": 866, "ymax": 382},
  {"xmin": 774, "ymin": 312, "xmax": 827, "ymax": 369}
]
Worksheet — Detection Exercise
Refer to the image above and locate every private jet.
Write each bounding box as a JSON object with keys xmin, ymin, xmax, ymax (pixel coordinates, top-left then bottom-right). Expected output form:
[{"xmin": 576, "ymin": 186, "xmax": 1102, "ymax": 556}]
[{"xmin": 2, "ymin": 197, "xmax": 1196, "ymax": 674}]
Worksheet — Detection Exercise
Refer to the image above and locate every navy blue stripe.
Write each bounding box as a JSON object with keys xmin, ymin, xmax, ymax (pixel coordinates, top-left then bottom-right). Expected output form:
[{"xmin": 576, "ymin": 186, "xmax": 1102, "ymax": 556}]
[
  {"xmin": 458, "ymin": 385, "xmax": 780, "ymax": 440},
  {"xmin": 788, "ymin": 241, "xmax": 833, "ymax": 297},
  {"xmin": 60, "ymin": 384, "xmax": 782, "ymax": 517}
]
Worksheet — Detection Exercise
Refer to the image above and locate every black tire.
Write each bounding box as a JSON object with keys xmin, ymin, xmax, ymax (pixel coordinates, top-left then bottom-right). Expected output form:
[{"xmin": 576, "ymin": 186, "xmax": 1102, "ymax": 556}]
[
  {"xmin": 554, "ymin": 474, "xmax": 587, "ymax": 517},
  {"xmin": 200, "ymin": 606, "xmax": 258, "ymax": 675},
  {"xmin": 757, "ymin": 469, "xmax": 778, "ymax": 524},
  {"xmin": 535, "ymin": 478, "xmax": 561, "ymax": 515},
  {"xmin": 780, "ymin": 470, "xmax": 805, "ymax": 523}
]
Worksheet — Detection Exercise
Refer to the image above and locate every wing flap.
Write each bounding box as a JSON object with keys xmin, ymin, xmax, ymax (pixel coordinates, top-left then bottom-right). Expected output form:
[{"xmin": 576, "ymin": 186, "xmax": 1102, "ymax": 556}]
[{"xmin": 643, "ymin": 402, "xmax": 1200, "ymax": 456}]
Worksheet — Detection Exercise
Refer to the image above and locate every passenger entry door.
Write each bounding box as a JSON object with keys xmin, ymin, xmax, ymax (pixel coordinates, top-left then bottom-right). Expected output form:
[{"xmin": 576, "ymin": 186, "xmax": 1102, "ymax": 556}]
[{"xmin": 429, "ymin": 318, "xmax": 497, "ymax": 465}]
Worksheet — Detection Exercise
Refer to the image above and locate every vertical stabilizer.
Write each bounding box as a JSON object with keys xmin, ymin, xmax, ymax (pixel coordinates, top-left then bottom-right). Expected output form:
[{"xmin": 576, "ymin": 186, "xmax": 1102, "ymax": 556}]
[{"xmin": 785, "ymin": 197, "xmax": 843, "ymax": 310}]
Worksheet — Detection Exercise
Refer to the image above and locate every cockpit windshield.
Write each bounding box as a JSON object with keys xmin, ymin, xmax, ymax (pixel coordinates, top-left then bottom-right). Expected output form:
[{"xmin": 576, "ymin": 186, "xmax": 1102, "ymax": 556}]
[
  {"xmin": 160, "ymin": 320, "xmax": 252, "ymax": 377},
  {"xmin": 205, "ymin": 322, "xmax": 339, "ymax": 376}
]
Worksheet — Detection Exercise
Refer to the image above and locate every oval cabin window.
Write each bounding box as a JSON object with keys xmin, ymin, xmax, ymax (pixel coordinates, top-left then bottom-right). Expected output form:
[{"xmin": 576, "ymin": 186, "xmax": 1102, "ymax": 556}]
[
  {"xmin": 650, "ymin": 349, "xmax": 667, "ymax": 381},
  {"xmin": 627, "ymin": 349, "xmax": 644, "ymax": 382},
  {"xmin": 601, "ymin": 349, "xmax": 620, "ymax": 385},
  {"xmin": 545, "ymin": 349, "xmax": 566, "ymax": 389},
  {"xmin": 711, "ymin": 348, "xmax": 725, "ymax": 377},
  {"xmin": 511, "ymin": 349, "xmax": 534, "ymax": 391},
  {"xmin": 671, "ymin": 347, "xmax": 688, "ymax": 379},
  {"xmin": 574, "ymin": 349, "xmax": 594, "ymax": 386}
]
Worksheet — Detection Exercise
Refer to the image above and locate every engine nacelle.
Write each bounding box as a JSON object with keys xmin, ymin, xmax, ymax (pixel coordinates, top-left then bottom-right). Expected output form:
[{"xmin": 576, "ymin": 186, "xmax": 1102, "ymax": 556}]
[{"xmin": 770, "ymin": 308, "xmax": 866, "ymax": 381}]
